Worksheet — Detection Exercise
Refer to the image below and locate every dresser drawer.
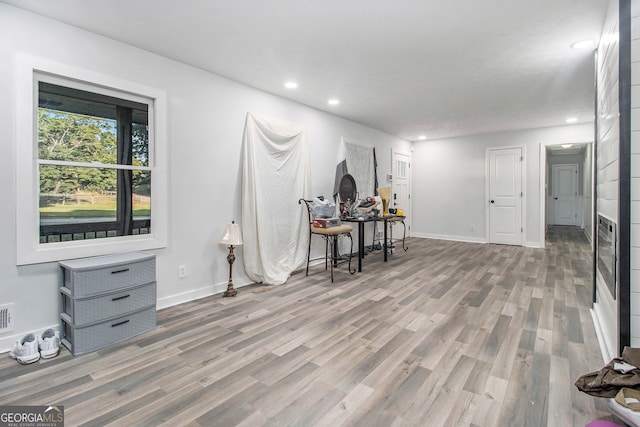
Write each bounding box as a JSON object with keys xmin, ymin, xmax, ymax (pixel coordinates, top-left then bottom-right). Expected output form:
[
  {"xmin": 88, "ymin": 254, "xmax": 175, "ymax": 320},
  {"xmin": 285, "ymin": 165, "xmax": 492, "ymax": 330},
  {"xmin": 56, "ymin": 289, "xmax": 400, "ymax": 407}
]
[
  {"xmin": 61, "ymin": 306, "xmax": 156, "ymax": 356},
  {"xmin": 61, "ymin": 252, "xmax": 155, "ymax": 297},
  {"xmin": 61, "ymin": 281, "xmax": 156, "ymax": 326}
]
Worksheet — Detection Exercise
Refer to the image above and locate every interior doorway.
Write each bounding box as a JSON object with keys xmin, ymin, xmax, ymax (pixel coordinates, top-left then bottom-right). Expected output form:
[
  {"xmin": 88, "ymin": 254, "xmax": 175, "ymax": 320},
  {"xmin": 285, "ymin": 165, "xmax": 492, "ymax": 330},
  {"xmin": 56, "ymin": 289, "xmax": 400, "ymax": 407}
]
[
  {"xmin": 551, "ymin": 163, "xmax": 579, "ymax": 226},
  {"xmin": 539, "ymin": 142, "xmax": 593, "ymax": 247},
  {"xmin": 392, "ymin": 151, "xmax": 411, "ymax": 233}
]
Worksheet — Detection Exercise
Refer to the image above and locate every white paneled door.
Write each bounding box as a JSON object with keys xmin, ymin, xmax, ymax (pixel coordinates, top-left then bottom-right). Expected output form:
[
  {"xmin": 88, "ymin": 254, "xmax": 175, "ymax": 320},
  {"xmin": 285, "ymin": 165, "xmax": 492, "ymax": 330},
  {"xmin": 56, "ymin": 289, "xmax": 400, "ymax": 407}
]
[
  {"xmin": 488, "ymin": 147, "xmax": 523, "ymax": 245},
  {"xmin": 392, "ymin": 152, "xmax": 411, "ymax": 218},
  {"xmin": 551, "ymin": 164, "xmax": 578, "ymax": 226}
]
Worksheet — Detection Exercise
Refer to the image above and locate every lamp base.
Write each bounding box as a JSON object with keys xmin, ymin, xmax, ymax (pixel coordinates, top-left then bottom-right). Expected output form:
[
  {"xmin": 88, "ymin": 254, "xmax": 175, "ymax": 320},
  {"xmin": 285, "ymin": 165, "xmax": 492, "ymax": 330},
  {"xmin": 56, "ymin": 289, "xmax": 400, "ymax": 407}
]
[
  {"xmin": 223, "ymin": 245, "xmax": 237, "ymax": 297},
  {"xmin": 223, "ymin": 285, "xmax": 237, "ymax": 298}
]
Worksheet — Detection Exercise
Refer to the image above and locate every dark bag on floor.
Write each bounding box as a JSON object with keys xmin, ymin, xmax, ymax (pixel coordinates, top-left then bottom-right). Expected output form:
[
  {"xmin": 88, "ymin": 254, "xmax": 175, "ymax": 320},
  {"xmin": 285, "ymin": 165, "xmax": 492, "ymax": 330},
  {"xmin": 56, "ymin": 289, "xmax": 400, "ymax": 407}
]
[{"xmin": 575, "ymin": 347, "xmax": 640, "ymax": 398}]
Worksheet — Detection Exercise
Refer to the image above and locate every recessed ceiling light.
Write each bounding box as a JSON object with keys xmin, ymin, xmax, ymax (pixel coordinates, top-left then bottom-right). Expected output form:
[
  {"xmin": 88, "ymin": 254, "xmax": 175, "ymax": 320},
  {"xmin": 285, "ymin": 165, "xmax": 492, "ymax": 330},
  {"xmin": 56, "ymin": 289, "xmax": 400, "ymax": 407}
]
[
  {"xmin": 571, "ymin": 40, "xmax": 594, "ymax": 49},
  {"xmin": 566, "ymin": 117, "xmax": 578, "ymax": 123},
  {"xmin": 328, "ymin": 99, "xmax": 340, "ymax": 105},
  {"xmin": 284, "ymin": 81, "xmax": 298, "ymax": 89},
  {"xmin": 418, "ymin": 135, "xmax": 426, "ymax": 140},
  {"xmin": 561, "ymin": 144, "xmax": 573, "ymax": 149}
]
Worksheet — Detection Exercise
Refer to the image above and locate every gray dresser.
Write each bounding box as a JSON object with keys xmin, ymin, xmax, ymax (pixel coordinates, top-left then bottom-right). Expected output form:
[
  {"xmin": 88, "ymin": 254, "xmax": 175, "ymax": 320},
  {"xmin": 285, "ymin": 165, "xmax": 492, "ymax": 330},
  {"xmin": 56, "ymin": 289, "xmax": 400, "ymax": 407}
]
[{"xmin": 59, "ymin": 251, "xmax": 157, "ymax": 355}]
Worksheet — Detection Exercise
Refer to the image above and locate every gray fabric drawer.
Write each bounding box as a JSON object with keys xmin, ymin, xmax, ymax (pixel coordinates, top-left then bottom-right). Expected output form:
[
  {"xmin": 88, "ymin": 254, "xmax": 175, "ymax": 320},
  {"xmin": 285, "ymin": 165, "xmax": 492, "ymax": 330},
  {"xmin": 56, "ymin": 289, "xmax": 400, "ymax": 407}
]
[
  {"xmin": 61, "ymin": 281, "xmax": 156, "ymax": 327},
  {"xmin": 61, "ymin": 306, "xmax": 156, "ymax": 356},
  {"xmin": 61, "ymin": 252, "xmax": 155, "ymax": 297}
]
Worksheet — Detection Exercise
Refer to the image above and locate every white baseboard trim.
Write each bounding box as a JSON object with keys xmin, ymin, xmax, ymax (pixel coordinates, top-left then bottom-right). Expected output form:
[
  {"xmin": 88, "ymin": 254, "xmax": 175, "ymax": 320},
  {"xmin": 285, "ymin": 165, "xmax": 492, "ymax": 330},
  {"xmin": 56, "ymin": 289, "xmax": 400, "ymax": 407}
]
[
  {"xmin": 157, "ymin": 279, "xmax": 255, "ymax": 310},
  {"xmin": 412, "ymin": 232, "xmax": 542, "ymax": 248},
  {"xmin": 590, "ymin": 307, "xmax": 614, "ymax": 364},
  {"xmin": 0, "ymin": 279, "xmax": 260, "ymax": 354},
  {"xmin": 0, "ymin": 323, "xmax": 60, "ymax": 354},
  {"xmin": 525, "ymin": 241, "xmax": 544, "ymax": 249},
  {"xmin": 411, "ymin": 232, "xmax": 487, "ymax": 244}
]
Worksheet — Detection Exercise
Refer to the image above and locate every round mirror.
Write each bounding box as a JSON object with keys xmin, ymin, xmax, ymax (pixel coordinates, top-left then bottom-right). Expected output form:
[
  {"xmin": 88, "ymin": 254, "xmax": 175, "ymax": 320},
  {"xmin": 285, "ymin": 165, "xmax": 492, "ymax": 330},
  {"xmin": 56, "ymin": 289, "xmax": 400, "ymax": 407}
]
[{"xmin": 338, "ymin": 173, "xmax": 357, "ymax": 202}]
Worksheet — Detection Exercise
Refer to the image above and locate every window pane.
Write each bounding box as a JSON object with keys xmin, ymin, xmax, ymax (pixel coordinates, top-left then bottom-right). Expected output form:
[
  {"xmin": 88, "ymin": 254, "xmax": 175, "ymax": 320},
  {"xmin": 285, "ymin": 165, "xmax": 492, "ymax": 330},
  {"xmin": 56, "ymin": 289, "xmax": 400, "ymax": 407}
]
[
  {"xmin": 38, "ymin": 108, "xmax": 118, "ymax": 164},
  {"xmin": 39, "ymin": 165, "xmax": 151, "ymax": 243},
  {"xmin": 132, "ymin": 121, "xmax": 149, "ymax": 167},
  {"xmin": 40, "ymin": 164, "xmax": 117, "ymax": 221},
  {"xmin": 38, "ymin": 81, "xmax": 149, "ymax": 166},
  {"xmin": 133, "ymin": 170, "xmax": 151, "ymax": 218}
]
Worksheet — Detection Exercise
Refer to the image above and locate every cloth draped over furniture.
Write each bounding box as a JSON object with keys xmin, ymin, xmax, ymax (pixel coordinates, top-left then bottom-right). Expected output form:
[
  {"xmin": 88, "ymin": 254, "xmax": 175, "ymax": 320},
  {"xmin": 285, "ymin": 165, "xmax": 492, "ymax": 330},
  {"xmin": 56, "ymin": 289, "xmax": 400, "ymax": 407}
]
[
  {"xmin": 344, "ymin": 140, "xmax": 376, "ymax": 200},
  {"xmin": 575, "ymin": 347, "xmax": 640, "ymax": 397},
  {"xmin": 241, "ymin": 113, "xmax": 310, "ymax": 285},
  {"xmin": 576, "ymin": 347, "xmax": 640, "ymax": 426}
]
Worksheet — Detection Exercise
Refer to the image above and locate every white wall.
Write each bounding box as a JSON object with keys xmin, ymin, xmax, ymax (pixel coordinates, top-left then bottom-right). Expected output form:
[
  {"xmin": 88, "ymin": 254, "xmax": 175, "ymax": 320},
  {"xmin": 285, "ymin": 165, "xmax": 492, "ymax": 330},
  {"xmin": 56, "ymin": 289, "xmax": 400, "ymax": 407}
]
[
  {"xmin": 411, "ymin": 124, "xmax": 594, "ymax": 247},
  {"xmin": 584, "ymin": 144, "xmax": 594, "ymax": 242},
  {"xmin": 593, "ymin": 0, "xmax": 619, "ymax": 360},
  {"xmin": 630, "ymin": 0, "xmax": 640, "ymax": 348},
  {"xmin": 0, "ymin": 4, "xmax": 410, "ymax": 350}
]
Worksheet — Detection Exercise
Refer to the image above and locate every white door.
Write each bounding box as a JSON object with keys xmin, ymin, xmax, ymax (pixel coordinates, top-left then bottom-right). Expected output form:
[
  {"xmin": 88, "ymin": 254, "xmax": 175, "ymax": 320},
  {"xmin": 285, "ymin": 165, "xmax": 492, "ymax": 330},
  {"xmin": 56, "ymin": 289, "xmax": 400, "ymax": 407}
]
[
  {"xmin": 551, "ymin": 164, "xmax": 578, "ymax": 226},
  {"xmin": 488, "ymin": 147, "xmax": 523, "ymax": 245},
  {"xmin": 392, "ymin": 152, "xmax": 411, "ymax": 222}
]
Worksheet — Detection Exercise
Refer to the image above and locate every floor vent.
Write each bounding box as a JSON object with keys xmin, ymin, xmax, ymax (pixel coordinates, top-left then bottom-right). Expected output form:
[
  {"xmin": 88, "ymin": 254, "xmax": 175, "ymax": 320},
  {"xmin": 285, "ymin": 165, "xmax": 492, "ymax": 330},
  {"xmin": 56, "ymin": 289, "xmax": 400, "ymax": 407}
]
[{"xmin": 0, "ymin": 304, "xmax": 14, "ymax": 332}]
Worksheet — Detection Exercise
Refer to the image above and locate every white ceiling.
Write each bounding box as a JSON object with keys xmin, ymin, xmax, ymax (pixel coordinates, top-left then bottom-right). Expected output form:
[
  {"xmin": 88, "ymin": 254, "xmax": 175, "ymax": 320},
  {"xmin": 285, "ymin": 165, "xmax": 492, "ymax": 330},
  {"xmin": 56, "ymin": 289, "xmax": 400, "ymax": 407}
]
[{"xmin": 2, "ymin": 0, "xmax": 609, "ymax": 141}]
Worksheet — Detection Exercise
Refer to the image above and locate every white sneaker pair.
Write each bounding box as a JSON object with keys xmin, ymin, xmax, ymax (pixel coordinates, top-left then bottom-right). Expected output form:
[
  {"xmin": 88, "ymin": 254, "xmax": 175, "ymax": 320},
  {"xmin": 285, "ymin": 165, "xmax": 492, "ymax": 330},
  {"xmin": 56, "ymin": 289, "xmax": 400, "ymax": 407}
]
[{"xmin": 9, "ymin": 329, "xmax": 60, "ymax": 364}]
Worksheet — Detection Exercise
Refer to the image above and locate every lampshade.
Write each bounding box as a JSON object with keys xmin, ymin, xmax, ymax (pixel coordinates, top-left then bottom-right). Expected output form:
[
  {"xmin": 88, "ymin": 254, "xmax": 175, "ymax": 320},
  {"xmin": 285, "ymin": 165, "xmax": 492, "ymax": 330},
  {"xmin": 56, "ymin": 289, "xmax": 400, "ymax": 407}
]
[{"xmin": 219, "ymin": 221, "xmax": 243, "ymax": 246}]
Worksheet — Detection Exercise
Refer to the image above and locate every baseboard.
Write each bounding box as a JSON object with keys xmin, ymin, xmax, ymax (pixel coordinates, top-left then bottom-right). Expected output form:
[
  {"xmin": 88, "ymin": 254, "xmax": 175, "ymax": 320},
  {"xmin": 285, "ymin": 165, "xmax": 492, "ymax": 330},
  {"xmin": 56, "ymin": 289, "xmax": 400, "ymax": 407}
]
[
  {"xmin": 525, "ymin": 241, "xmax": 544, "ymax": 249},
  {"xmin": 1, "ymin": 278, "xmax": 264, "ymax": 354},
  {"xmin": 0, "ymin": 323, "xmax": 60, "ymax": 354},
  {"xmin": 157, "ymin": 279, "xmax": 254, "ymax": 310},
  {"xmin": 412, "ymin": 232, "xmax": 542, "ymax": 248},
  {"xmin": 411, "ymin": 232, "xmax": 487, "ymax": 244},
  {"xmin": 591, "ymin": 307, "xmax": 614, "ymax": 363}
]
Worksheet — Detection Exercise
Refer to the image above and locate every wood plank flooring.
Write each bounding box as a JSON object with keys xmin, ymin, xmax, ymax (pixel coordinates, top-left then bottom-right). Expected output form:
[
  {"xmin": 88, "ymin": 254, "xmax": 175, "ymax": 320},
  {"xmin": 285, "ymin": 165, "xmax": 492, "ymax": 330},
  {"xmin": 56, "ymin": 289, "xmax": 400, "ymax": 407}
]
[{"xmin": 0, "ymin": 227, "xmax": 617, "ymax": 426}]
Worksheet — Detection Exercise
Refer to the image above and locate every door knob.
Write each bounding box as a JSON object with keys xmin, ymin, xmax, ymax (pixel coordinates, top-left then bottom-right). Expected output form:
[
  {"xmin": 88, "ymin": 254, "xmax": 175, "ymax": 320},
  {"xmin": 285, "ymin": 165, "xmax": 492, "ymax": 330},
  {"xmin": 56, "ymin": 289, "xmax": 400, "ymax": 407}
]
[
  {"xmin": 554, "ymin": 197, "xmax": 558, "ymax": 200},
  {"xmin": 490, "ymin": 200, "xmax": 495, "ymax": 204}
]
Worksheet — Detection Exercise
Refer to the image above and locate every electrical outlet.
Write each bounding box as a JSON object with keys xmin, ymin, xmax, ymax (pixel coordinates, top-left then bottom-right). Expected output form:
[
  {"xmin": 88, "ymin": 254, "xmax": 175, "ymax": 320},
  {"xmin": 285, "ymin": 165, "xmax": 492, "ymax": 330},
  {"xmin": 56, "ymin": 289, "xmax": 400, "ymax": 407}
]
[
  {"xmin": 469, "ymin": 225, "xmax": 475, "ymax": 232},
  {"xmin": 178, "ymin": 265, "xmax": 187, "ymax": 278}
]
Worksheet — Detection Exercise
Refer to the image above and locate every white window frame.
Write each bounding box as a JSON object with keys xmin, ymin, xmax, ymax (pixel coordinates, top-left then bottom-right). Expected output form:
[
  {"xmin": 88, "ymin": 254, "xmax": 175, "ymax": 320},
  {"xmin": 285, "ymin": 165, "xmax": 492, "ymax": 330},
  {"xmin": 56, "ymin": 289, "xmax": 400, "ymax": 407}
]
[{"xmin": 16, "ymin": 54, "xmax": 168, "ymax": 265}]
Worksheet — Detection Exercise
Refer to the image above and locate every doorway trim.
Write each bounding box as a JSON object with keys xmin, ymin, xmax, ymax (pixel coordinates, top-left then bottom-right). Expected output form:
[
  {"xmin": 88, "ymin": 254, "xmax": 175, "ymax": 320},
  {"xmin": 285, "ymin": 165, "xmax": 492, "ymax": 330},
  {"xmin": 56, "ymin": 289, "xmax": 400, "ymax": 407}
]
[
  {"xmin": 392, "ymin": 150, "xmax": 412, "ymax": 237},
  {"xmin": 538, "ymin": 140, "xmax": 592, "ymax": 249}
]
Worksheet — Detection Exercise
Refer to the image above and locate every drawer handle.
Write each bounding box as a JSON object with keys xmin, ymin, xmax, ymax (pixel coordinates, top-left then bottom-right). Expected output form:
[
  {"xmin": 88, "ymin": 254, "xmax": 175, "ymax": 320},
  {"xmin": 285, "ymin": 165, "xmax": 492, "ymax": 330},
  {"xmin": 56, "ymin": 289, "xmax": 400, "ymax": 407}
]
[
  {"xmin": 111, "ymin": 319, "xmax": 130, "ymax": 328},
  {"xmin": 111, "ymin": 294, "xmax": 131, "ymax": 302},
  {"xmin": 111, "ymin": 268, "xmax": 130, "ymax": 274}
]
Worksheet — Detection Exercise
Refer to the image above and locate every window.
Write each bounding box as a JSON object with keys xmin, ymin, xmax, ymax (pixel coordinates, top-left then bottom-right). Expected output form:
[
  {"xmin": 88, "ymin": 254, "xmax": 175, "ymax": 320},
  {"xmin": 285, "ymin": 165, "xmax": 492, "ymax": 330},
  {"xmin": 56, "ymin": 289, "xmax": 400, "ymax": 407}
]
[
  {"xmin": 17, "ymin": 56, "xmax": 167, "ymax": 265},
  {"xmin": 38, "ymin": 80, "xmax": 152, "ymax": 243},
  {"xmin": 396, "ymin": 159, "xmax": 408, "ymax": 179}
]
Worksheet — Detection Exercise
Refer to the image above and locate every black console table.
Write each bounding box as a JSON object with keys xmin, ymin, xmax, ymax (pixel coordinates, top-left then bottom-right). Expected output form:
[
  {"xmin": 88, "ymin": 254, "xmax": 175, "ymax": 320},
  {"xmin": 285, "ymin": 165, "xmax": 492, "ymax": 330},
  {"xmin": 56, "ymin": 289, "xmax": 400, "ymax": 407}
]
[{"xmin": 342, "ymin": 215, "xmax": 405, "ymax": 272}]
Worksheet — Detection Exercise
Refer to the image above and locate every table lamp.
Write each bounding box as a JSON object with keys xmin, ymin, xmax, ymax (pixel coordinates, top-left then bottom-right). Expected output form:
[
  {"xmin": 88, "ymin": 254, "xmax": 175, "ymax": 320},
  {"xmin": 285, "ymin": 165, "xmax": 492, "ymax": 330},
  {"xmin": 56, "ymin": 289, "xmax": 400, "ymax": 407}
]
[{"xmin": 219, "ymin": 220, "xmax": 243, "ymax": 297}]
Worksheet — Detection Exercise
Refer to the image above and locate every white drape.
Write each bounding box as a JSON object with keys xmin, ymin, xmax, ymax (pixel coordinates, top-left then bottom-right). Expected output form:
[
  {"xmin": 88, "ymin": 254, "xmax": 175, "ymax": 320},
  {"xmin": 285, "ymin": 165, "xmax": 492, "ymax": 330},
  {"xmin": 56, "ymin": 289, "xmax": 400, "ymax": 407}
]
[
  {"xmin": 241, "ymin": 113, "xmax": 310, "ymax": 285},
  {"xmin": 342, "ymin": 140, "xmax": 376, "ymax": 250},
  {"xmin": 344, "ymin": 140, "xmax": 375, "ymax": 199}
]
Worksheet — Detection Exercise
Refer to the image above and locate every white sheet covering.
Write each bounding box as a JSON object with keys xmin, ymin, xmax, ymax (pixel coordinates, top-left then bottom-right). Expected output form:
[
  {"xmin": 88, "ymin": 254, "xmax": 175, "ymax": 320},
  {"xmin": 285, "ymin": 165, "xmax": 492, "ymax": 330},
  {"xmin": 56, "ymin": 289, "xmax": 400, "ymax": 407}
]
[
  {"xmin": 344, "ymin": 140, "xmax": 375, "ymax": 199},
  {"xmin": 241, "ymin": 113, "xmax": 310, "ymax": 285}
]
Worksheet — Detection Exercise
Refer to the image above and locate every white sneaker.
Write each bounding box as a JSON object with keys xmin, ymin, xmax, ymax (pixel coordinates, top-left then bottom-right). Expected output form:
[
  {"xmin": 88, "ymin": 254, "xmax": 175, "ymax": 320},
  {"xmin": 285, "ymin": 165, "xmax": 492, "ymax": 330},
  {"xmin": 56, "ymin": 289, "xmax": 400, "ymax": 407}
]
[
  {"xmin": 38, "ymin": 329, "xmax": 60, "ymax": 359},
  {"xmin": 9, "ymin": 333, "xmax": 40, "ymax": 364}
]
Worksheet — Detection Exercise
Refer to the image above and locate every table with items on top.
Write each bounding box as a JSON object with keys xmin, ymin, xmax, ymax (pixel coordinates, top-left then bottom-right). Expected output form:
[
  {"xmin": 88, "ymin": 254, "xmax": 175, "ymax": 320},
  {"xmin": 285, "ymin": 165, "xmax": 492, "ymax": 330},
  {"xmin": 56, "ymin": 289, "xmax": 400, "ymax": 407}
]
[{"xmin": 341, "ymin": 214, "xmax": 406, "ymax": 272}]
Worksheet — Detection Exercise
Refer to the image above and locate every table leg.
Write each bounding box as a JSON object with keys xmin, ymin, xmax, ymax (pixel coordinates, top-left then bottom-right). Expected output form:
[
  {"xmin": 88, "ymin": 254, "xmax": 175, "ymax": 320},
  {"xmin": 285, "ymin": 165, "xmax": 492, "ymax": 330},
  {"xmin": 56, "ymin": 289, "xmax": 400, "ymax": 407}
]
[
  {"xmin": 383, "ymin": 219, "xmax": 388, "ymax": 262},
  {"xmin": 358, "ymin": 222, "xmax": 364, "ymax": 272}
]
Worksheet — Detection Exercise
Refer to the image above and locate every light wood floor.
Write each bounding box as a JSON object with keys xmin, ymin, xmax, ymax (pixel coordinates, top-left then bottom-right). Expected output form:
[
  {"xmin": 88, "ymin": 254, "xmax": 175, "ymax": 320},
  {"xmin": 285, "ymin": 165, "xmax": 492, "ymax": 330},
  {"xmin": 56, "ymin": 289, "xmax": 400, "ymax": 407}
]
[{"xmin": 0, "ymin": 227, "xmax": 616, "ymax": 426}]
